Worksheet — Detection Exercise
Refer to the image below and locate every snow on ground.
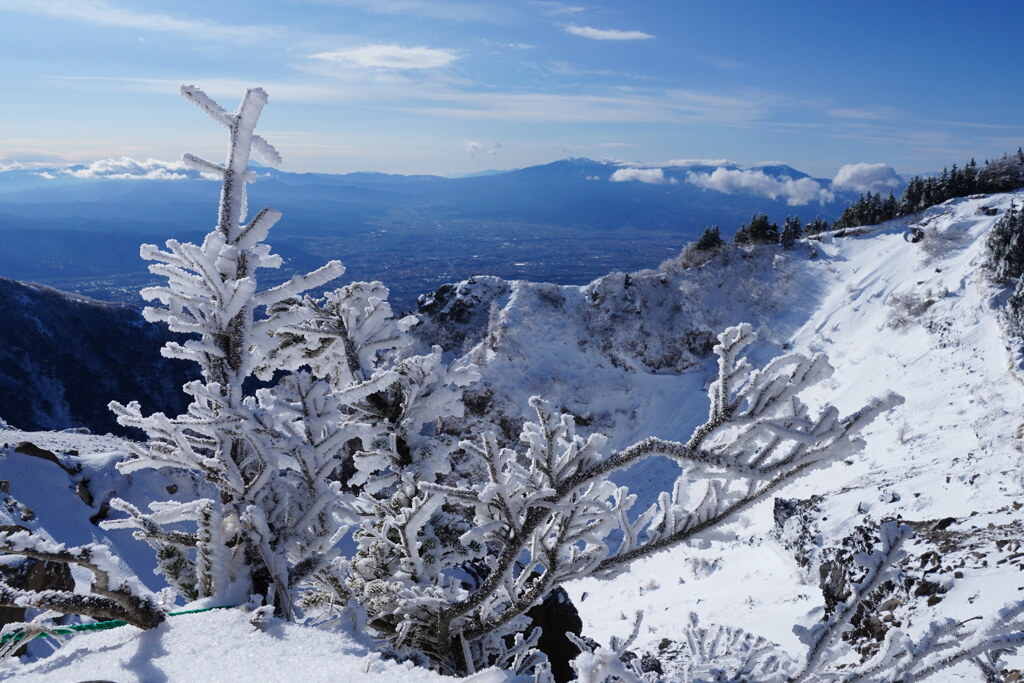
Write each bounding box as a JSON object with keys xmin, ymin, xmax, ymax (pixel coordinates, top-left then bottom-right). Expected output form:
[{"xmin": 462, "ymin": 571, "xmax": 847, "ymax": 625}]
[
  {"xmin": 1, "ymin": 192, "xmax": 1023, "ymax": 679},
  {"xmin": 0, "ymin": 608, "xmax": 516, "ymax": 683},
  {"xmin": 0, "ymin": 429, "xmax": 208, "ymax": 591},
  {"xmin": 566, "ymin": 192, "xmax": 1024, "ymax": 678}
]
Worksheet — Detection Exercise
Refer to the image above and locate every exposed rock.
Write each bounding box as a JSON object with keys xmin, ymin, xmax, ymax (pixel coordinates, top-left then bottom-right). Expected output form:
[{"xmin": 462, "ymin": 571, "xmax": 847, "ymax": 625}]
[
  {"xmin": 772, "ymin": 495, "xmax": 824, "ymax": 573},
  {"xmin": 15, "ymin": 441, "xmax": 79, "ymax": 475},
  {"xmin": 524, "ymin": 586, "xmax": 584, "ymax": 683}
]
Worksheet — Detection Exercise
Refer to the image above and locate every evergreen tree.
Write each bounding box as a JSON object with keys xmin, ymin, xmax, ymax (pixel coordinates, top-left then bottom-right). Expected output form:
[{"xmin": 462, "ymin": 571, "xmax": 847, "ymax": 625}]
[
  {"xmin": 747, "ymin": 213, "xmax": 779, "ymax": 245},
  {"xmin": 733, "ymin": 220, "xmax": 752, "ymax": 246},
  {"xmin": 882, "ymin": 191, "xmax": 898, "ymax": 221},
  {"xmin": 803, "ymin": 216, "xmax": 830, "ymax": 236},
  {"xmin": 1008, "ymin": 275, "xmax": 1024, "ymax": 335},
  {"xmin": 899, "ymin": 176, "xmax": 923, "ymax": 216},
  {"xmin": 887, "ymin": 150, "xmax": 1024, "ymax": 223},
  {"xmin": 984, "ymin": 203, "xmax": 1024, "ymax": 283},
  {"xmin": 694, "ymin": 225, "xmax": 725, "ymax": 251},
  {"xmin": 964, "ymin": 158, "xmax": 979, "ymax": 194},
  {"xmin": 107, "ymin": 86, "xmax": 350, "ymax": 616},
  {"xmin": 780, "ymin": 216, "xmax": 802, "ymax": 250},
  {"xmin": 979, "ymin": 150, "xmax": 1024, "ymax": 193}
]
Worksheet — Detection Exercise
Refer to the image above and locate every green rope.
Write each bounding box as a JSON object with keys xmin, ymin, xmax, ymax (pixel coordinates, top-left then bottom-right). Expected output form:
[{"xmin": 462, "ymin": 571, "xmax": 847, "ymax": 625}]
[{"xmin": 0, "ymin": 604, "xmax": 238, "ymax": 644}]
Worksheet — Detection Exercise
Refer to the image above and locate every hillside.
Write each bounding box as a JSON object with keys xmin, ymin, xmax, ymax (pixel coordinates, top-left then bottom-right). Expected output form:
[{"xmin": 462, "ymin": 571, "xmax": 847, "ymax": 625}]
[
  {"xmin": 0, "ymin": 158, "xmax": 868, "ymax": 310},
  {"xmin": 0, "ymin": 191, "xmax": 1021, "ymax": 680},
  {"xmin": 407, "ymin": 189, "xmax": 1024, "ymax": 676},
  {"xmin": 0, "ymin": 278, "xmax": 196, "ymax": 435}
]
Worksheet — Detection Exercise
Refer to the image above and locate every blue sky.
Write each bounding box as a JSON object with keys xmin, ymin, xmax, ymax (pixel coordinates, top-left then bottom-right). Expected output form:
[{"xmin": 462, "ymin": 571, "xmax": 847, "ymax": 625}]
[{"xmin": 1, "ymin": 0, "xmax": 1022, "ymax": 177}]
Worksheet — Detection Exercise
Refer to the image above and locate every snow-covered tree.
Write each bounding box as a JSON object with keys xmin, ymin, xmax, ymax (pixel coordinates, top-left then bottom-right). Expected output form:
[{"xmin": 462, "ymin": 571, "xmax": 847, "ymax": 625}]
[
  {"xmin": 344, "ymin": 323, "xmax": 903, "ymax": 675},
  {"xmin": 982, "ymin": 203, "xmax": 1024, "ymax": 336},
  {"xmin": 693, "ymin": 226, "xmax": 725, "ymax": 252},
  {"xmin": 105, "ymin": 85, "xmax": 477, "ymax": 622},
  {"xmin": 107, "ymin": 86, "xmax": 355, "ymax": 616},
  {"xmin": 263, "ymin": 281, "xmax": 479, "ymax": 494},
  {"xmin": 780, "ymin": 216, "xmax": 802, "ymax": 250},
  {"xmin": 979, "ymin": 149, "xmax": 1024, "ymax": 193},
  {"xmin": 803, "ymin": 216, "xmax": 831, "ymax": 237}
]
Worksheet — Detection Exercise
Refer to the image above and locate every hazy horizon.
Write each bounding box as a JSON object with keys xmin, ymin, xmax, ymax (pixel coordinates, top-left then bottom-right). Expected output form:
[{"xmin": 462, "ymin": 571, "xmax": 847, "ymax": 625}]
[{"xmin": 1, "ymin": 0, "xmax": 1022, "ymax": 178}]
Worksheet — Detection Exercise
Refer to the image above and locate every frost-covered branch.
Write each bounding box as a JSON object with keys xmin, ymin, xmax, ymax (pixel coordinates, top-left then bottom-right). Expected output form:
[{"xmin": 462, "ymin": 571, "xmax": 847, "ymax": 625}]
[
  {"xmin": 0, "ymin": 610, "xmax": 72, "ymax": 660},
  {"xmin": 839, "ymin": 601, "xmax": 1024, "ymax": 683},
  {"xmin": 784, "ymin": 521, "xmax": 1024, "ymax": 682},
  {"xmin": 353, "ymin": 324, "xmax": 901, "ymax": 675},
  {"xmin": 595, "ymin": 522, "xmax": 1024, "ymax": 683},
  {"xmin": 566, "ymin": 612, "xmax": 648, "ymax": 683},
  {"xmin": 0, "ymin": 531, "xmax": 164, "ymax": 629},
  {"xmin": 264, "ymin": 282, "xmax": 479, "ymax": 492},
  {"xmin": 790, "ymin": 521, "xmax": 912, "ymax": 681},
  {"xmin": 107, "ymin": 85, "xmax": 353, "ymax": 616}
]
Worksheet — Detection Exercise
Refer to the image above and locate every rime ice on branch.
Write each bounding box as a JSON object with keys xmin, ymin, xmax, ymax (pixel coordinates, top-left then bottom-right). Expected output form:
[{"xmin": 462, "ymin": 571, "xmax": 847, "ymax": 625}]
[
  {"xmin": 109, "ymin": 86, "xmax": 348, "ymax": 617},
  {"xmin": 348, "ymin": 323, "xmax": 905, "ymax": 675},
  {"xmin": 0, "ymin": 530, "xmax": 164, "ymax": 636}
]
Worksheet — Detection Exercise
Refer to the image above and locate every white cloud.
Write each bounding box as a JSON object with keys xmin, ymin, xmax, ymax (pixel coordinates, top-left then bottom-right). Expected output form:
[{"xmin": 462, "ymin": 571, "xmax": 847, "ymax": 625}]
[
  {"xmin": 55, "ymin": 75, "xmax": 774, "ymax": 128},
  {"xmin": 610, "ymin": 167, "xmax": 674, "ymax": 184},
  {"xmin": 0, "ymin": 0, "xmax": 278, "ymax": 42},
  {"xmin": 826, "ymin": 107, "xmax": 891, "ymax": 120},
  {"xmin": 831, "ymin": 162, "xmax": 901, "ymax": 194},
  {"xmin": 310, "ymin": 44, "xmax": 459, "ymax": 70},
  {"xmin": 0, "ymin": 159, "xmax": 69, "ymax": 174},
  {"xmin": 531, "ymin": 1, "xmax": 585, "ymax": 15},
  {"xmin": 566, "ymin": 25, "xmax": 654, "ymax": 41},
  {"xmin": 464, "ymin": 140, "xmax": 501, "ymax": 157},
  {"xmin": 416, "ymin": 89, "xmax": 768, "ymax": 124},
  {"xmin": 686, "ymin": 167, "xmax": 833, "ymax": 205},
  {"xmin": 62, "ymin": 157, "xmax": 200, "ymax": 180},
  {"xmin": 307, "ymin": 0, "xmax": 509, "ymax": 23},
  {"xmin": 661, "ymin": 158, "xmax": 732, "ymax": 168}
]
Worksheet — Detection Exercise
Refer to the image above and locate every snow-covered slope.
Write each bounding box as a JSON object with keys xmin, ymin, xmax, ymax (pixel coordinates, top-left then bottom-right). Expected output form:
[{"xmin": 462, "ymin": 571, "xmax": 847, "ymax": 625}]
[
  {"xmin": 1, "ymin": 192, "xmax": 1022, "ymax": 680},
  {"xmin": 559, "ymin": 192, "xmax": 1024, "ymax": 675},
  {"xmin": 2, "ymin": 608, "xmax": 515, "ymax": 683},
  {"xmin": 0, "ymin": 429, "xmax": 210, "ymax": 592},
  {"xmin": 415, "ymin": 191, "xmax": 1024, "ymax": 677},
  {"xmin": 0, "ymin": 277, "xmax": 197, "ymax": 435}
]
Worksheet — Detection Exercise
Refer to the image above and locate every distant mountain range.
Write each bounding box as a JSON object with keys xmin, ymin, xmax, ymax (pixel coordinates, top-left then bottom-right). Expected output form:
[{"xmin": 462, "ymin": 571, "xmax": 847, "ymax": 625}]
[{"xmin": 0, "ymin": 158, "xmax": 899, "ymax": 310}]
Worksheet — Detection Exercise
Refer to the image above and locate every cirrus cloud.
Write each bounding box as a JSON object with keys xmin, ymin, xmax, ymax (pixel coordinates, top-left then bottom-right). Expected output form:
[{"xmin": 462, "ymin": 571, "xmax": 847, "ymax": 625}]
[
  {"xmin": 310, "ymin": 44, "xmax": 459, "ymax": 70},
  {"xmin": 686, "ymin": 167, "xmax": 833, "ymax": 206},
  {"xmin": 565, "ymin": 25, "xmax": 654, "ymax": 41},
  {"xmin": 831, "ymin": 162, "xmax": 901, "ymax": 193},
  {"xmin": 0, "ymin": 0, "xmax": 279, "ymax": 42}
]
